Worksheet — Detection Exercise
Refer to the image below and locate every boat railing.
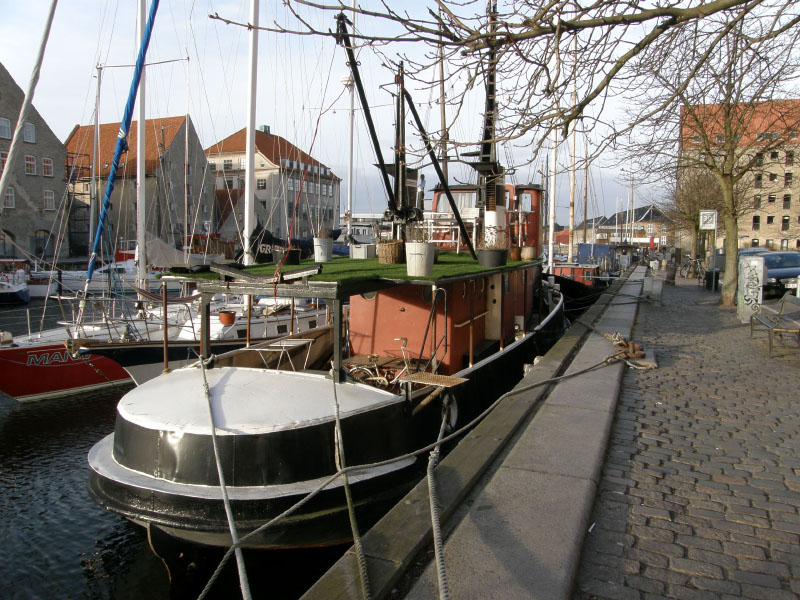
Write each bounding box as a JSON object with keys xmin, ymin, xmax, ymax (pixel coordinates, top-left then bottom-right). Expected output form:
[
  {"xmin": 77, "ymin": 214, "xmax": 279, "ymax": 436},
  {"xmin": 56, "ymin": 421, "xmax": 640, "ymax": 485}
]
[
  {"xmin": 423, "ymin": 209, "xmax": 481, "ymax": 253},
  {"xmin": 241, "ymin": 338, "xmax": 314, "ymax": 371}
]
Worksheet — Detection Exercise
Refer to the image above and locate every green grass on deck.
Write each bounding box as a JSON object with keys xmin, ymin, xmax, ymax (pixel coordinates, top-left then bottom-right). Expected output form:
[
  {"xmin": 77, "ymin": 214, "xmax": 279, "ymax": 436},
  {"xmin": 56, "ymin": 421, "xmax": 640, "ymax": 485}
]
[{"xmin": 164, "ymin": 251, "xmax": 533, "ymax": 285}]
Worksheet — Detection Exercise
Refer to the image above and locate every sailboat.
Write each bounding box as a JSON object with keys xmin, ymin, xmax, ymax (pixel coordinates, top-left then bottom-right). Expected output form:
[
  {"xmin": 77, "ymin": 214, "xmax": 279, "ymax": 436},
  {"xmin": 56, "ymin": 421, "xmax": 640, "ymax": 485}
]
[{"xmin": 86, "ymin": 11, "xmax": 566, "ymax": 553}]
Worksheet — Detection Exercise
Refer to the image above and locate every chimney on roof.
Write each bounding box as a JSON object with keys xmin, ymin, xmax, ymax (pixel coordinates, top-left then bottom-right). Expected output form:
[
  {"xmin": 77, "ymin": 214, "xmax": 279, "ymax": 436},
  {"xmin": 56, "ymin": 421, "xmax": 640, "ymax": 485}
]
[{"xmin": 259, "ymin": 125, "xmax": 271, "ymax": 135}]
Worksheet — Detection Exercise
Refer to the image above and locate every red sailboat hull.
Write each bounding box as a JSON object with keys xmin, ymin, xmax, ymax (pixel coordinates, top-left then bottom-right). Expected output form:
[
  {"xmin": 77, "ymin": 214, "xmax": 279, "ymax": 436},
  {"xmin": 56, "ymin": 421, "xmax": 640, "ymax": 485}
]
[{"xmin": 0, "ymin": 344, "xmax": 130, "ymax": 402}]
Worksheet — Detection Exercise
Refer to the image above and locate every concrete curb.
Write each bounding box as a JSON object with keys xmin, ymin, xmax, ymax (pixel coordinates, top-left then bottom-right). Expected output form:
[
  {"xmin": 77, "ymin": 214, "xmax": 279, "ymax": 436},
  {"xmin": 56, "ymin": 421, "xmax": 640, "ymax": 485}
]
[{"xmin": 301, "ymin": 267, "xmax": 646, "ymax": 600}]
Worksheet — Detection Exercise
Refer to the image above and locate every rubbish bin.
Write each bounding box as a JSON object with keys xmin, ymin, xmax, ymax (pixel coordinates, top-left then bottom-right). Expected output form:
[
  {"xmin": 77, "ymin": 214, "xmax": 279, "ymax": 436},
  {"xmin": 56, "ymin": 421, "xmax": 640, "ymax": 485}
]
[
  {"xmin": 665, "ymin": 266, "xmax": 677, "ymax": 284},
  {"xmin": 705, "ymin": 269, "xmax": 720, "ymax": 290}
]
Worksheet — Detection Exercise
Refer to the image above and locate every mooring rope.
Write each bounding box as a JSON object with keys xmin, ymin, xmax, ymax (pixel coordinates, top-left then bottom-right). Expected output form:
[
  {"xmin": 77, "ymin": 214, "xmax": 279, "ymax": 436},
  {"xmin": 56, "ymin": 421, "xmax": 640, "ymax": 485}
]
[
  {"xmin": 198, "ymin": 308, "xmax": 655, "ymax": 594},
  {"xmin": 196, "ymin": 358, "xmax": 252, "ymax": 600},
  {"xmin": 330, "ymin": 365, "xmax": 372, "ymax": 600},
  {"xmin": 428, "ymin": 404, "xmax": 451, "ymax": 600}
]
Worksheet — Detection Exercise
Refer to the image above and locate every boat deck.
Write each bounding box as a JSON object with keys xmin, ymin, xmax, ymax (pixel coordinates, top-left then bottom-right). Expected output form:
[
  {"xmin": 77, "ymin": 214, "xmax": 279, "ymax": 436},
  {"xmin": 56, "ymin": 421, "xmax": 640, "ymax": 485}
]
[{"xmin": 163, "ymin": 252, "xmax": 542, "ymax": 299}]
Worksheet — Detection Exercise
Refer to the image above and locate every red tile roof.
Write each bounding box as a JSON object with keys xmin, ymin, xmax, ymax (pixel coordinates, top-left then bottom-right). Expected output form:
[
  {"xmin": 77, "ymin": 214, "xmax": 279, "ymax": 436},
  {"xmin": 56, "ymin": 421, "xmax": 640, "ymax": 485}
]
[
  {"xmin": 205, "ymin": 128, "xmax": 338, "ymax": 178},
  {"xmin": 680, "ymin": 100, "xmax": 800, "ymax": 147},
  {"xmin": 64, "ymin": 116, "xmax": 186, "ymax": 178}
]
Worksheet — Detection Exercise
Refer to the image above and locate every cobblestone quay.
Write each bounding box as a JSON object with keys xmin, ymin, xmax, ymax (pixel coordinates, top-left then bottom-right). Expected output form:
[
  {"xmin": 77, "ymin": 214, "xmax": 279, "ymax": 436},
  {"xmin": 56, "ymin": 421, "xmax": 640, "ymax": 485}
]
[{"xmin": 575, "ymin": 274, "xmax": 800, "ymax": 599}]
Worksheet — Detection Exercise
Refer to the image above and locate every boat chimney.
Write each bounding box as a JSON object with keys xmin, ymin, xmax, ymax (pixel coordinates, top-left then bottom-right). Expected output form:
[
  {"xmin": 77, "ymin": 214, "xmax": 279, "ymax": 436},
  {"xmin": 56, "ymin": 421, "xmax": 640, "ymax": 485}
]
[{"xmin": 259, "ymin": 125, "xmax": 271, "ymax": 135}]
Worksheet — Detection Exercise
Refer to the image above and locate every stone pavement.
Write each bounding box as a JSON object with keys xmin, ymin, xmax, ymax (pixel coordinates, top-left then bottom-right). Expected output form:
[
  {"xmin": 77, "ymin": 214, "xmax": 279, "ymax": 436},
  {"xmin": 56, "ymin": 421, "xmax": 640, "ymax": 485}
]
[{"xmin": 575, "ymin": 274, "xmax": 800, "ymax": 599}]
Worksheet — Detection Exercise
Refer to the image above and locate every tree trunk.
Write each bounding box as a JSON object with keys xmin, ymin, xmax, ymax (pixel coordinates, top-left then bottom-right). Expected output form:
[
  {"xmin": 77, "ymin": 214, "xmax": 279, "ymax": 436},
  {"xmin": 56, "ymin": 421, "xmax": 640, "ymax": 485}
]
[{"xmin": 721, "ymin": 208, "xmax": 739, "ymax": 306}]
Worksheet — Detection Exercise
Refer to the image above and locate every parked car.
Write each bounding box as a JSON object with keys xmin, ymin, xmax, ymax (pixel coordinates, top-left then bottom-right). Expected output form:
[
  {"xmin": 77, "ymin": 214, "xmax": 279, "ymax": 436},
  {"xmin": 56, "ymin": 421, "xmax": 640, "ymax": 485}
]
[
  {"xmin": 762, "ymin": 251, "xmax": 800, "ymax": 297},
  {"xmin": 738, "ymin": 247, "xmax": 770, "ymax": 258}
]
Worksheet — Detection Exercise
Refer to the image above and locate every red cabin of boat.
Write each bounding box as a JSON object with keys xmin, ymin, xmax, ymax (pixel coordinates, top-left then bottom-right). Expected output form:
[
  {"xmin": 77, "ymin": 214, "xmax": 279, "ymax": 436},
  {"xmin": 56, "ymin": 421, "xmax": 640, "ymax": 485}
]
[{"xmin": 429, "ymin": 183, "xmax": 543, "ymax": 257}]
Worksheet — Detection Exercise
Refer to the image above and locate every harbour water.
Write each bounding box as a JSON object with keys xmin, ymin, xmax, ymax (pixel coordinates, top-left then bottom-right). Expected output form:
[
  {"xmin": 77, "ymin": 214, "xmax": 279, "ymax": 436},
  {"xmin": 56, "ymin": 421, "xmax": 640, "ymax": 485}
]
[{"xmin": 0, "ymin": 300, "xmax": 343, "ymax": 599}]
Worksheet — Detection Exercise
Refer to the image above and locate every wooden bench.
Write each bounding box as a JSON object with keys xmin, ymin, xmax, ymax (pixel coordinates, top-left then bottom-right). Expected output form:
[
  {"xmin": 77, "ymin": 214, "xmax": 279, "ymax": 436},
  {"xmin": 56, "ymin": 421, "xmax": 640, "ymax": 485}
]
[{"xmin": 750, "ymin": 292, "xmax": 800, "ymax": 356}]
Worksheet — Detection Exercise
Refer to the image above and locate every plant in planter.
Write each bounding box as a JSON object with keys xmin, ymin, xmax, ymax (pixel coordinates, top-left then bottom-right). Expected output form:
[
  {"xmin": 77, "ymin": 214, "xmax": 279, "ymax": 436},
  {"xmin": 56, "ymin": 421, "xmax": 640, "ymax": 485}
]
[
  {"xmin": 404, "ymin": 222, "xmax": 434, "ymax": 277},
  {"xmin": 313, "ymin": 227, "xmax": 333, "ymax": 262},
  {"xmin": 477, "ymin": 225, "xmax": 509, "ymax": 267},
  {"xmin": 377, "ymin": 231, "xmax": 405, "ymax": 264}
]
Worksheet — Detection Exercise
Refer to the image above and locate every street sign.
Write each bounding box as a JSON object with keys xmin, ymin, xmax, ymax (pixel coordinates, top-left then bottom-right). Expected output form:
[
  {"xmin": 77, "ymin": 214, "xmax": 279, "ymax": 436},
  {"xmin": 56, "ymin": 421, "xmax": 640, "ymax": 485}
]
[{"xmin": 699, "ymin": 210, "xmax": 717, "ymax": 230}]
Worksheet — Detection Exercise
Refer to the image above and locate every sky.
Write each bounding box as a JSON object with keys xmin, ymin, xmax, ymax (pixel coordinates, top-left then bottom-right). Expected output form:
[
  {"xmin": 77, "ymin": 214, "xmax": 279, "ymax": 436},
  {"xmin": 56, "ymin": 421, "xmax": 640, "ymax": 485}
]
[{"xmin": 0, "ymin": 0, "xmax": 643, "ymax": 226}]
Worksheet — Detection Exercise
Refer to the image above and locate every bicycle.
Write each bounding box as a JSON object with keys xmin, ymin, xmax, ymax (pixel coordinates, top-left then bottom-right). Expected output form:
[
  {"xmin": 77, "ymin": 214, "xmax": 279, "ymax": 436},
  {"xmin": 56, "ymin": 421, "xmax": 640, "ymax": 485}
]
[
  {"xmin": 346, "ymin": 337, "xmax": 412, "ymax": 389},
  {"xmin": 679, "ymin": 257, "xmax": 706, "ymax": 280}
]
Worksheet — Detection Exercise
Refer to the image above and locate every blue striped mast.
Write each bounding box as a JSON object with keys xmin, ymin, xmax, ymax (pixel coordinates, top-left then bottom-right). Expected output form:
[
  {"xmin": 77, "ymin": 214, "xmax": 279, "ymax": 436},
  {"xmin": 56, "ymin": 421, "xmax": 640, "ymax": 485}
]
[{"xmin": 78, "ymin": 0, "xmax": 159, "ymax": 319}]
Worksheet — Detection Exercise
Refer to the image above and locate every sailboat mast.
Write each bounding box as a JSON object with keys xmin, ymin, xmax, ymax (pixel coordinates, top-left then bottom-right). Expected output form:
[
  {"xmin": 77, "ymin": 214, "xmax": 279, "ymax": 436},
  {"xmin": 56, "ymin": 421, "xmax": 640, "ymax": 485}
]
[
  {"xmin": 548, "ymin": 130, "xmax": 556, "ymax": 273},
  {"xmin": 568, "ymin": 36, "xmax": 577, "ymax": 263},
  {"xmin": 91, "ymin": 64, "xmax": 101, "ymax": 255},
  {"xmin": 184, "ymin": 56, "xmax": 190, "ymax": 263},
  {"xmin": 136, "ymin": 0, "xmax": 148, "ymax": 291},
  {"xmin": 582, "ymin": 152, "xmax": 588, "ymax": 244},
  {"xmin": 346, "ymin": 0, "xmax": 355, "ymax": 242},
  {"xmin": 243, "ymin": 0, "xmax": 258, "ymax": 266},
  {"xmin": 395, "ymin": 62, "xmax": 407, "ymax": 222},
  {"xmin": 438, "ymin": 9, "xmax": 448, "ymax": 183}
]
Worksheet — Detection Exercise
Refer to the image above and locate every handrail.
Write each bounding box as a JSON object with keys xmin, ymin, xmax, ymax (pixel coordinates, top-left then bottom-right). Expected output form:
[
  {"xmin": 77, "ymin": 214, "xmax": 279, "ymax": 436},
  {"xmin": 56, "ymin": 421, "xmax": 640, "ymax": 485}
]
[{"xmin": 454, "ymin": 311, "xmax": 488, "ymax": 328}]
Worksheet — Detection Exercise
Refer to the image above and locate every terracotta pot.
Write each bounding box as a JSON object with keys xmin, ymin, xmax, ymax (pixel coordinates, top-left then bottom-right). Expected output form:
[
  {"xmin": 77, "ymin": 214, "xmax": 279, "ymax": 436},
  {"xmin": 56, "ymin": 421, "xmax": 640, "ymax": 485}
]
[
  {"xmin": 218, "ymin": 310, "xmax": 236, "ymax": 326},
  {"xmin": 509, "ymin": 246, "xmax": 522, "ymax": 261}
]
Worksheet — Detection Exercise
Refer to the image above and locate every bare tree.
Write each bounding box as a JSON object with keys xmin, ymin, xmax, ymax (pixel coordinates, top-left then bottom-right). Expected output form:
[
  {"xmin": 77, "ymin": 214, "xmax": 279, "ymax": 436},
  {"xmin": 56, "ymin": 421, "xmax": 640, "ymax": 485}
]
[
  {"xmin": 212, "ymin": 0, "xmax": 800, "ymax": 160},
  {"xmin": 660, "ymin": 168, "xmax": 724, "ymax": 259},
  {"xmin": 619, "ymin": 9, "xmax": 800, "ymax": 305}
]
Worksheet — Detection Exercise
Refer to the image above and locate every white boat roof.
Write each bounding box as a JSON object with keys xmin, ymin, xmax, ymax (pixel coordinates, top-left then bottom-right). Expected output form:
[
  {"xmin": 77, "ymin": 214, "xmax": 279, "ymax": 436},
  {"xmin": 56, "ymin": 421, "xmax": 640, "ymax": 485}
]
[{"xmin": 118, "ymin": 367, "xmax": 403, "ymax": 435}]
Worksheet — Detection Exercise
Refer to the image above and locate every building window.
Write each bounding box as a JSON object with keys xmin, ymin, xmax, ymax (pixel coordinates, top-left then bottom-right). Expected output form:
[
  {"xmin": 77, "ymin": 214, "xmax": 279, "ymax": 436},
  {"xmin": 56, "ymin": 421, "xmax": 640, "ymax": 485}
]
[
  {"xmin": 257, "ymin": 178, "xmax": 266, "ymax": 190},
  {"xmin": 238, "ymin": 158, "xmax": 246, "ymax": 170},
  {"xmin": 785, "ymin": 173, "xmax": 793, "ymax": 188},
  {"xmin": 753, "ymin": 195, "xmax": 761, "ymax": 209},
  {"xmin": 209, "ymin": 162, "xmax": 216, "ymax": 172},
  {"xmin": 781, "ymin": 239, "xmax": 789, "ymax": 250},
  {"xmin": 4, "ymin": 187, "xmax": 15, "ymax": 209},
  {"xmin": 24, "ymin": 155, "xmax": 36, "ymax": 175},
  {"xmin": 752, "ymin": 238, "xmax": 760, "ymax": 247},
  {"xmin": 752, "ymin": 216, "xmax": 760, "ymax": 231},
  {"xmin": 186, "ymin": 184, "xmax": 193, "ymax": 200},
  {"xmin": 755, "ymin": 153, "xmax": 763, "ymax": 166},
  {"xmin": 771, "ymin": 150, "xmax": 779, "ymax": 160},
  {"xmin": 23, "ymin": 122, "xmax": 35, "ymax": 143},
  {"xmin": 646, "ymin": 224, "xmax": 654, "ymax": 234},
  {"xmin": 787, "ymin": 151, "xmax": 795, "ymax": 166},
  {"xmin": 784, "ymin": 195, "xmax": 791, "ymax": 209},
  {"xmin": 769, "ymin": 172, "xmax": 778, "ymax": 182},
  {"xmin": 42, "ymin": 157, "xmax": 53, "ymax": 177},
  {"xmin": 782, "ymin": 216, "xmax": 790, "ymax": 231},
  {"xmin": 223, "ymin": 159, "xmax": 232, "ymax": 170},
  {"xmin": 766, "ymin": 239, "xmax": 775, "ymax": 249},
  {"xmin": 225, "ymin": 179, "xmax": 234, "ymax": 190},
  {"xmin": 288, "ymin": 178, "xmax": 294, "ymax": 191},
  {"xmin": 43, "ymin": 190, "xmax": 55, "ymax": 211},
  {"xmin": 768, "ymin": 194, "xmax": 776, "ymax": 203},
  {"xmin": 755, "ymin": 174, "xmax": 763, "ymax": 188},
  {"xmin": 0, "ymin": 118, "xmax": 11, "ymax": 139},
  {"xmin": 186, "ymin": 164, "xmax": 192, "ymax": 176},
  {"xmin": 0, "ymin": 151, "xmax": 6, "ymax": 173},
  {"xmin": 767, "ymin": 216, "xmax": 774, "ymax": 225}
]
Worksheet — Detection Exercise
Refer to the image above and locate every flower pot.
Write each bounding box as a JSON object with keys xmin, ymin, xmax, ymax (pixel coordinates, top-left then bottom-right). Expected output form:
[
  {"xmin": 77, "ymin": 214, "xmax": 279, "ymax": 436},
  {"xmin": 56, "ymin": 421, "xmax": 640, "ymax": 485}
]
[
  {"xmin": 406, "ymin": 242, "xmax": 435, "ymax": 277},
  {"xmin": 509, "ymin": 246, "xmax": 522, "ymax": 261},
  {"xmin": 520, "ymin": 246, "xmax": 537, "ymax": 261},
  {"xmin": 313, "ymin": 237, "xmax": 333, "ymax": 262},
  {"xmin": 477, "ymin": 248, "xmax": 509, "ymax": 268},
  {"xmin": 273, "ymin": 247, "xmax": 300, "ymax": 265},
  {"xmin": 218, "ymin": 310, "xmax": 236, "ymax": 326},
  {"xmin": 378, "ymin": 240, "xmax": 405, "ymax": 264}
]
